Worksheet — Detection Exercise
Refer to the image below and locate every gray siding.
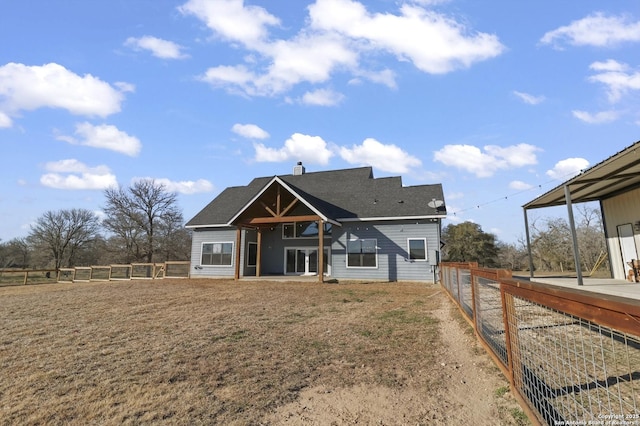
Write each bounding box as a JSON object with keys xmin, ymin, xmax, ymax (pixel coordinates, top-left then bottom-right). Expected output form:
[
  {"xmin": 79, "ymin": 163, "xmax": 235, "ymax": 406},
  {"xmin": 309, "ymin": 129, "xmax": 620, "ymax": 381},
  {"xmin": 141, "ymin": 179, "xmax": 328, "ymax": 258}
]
[
  {"xmin": 190, "ymin": 227, "xmax": 238, "ymax": 278},
  {"xmin": 259, "ymin": 224, "xmax": 331, "ymax": 275},
  {"xmin": 331, "ymin": 220, "xmax": 440, "ymax": 282},
  {"xmin": 242, "ymin": 229, "xmax": 257, "ymax": 277},
  {"xmin": 190, "ymin": 221, "xmax": 440, "ymax": 281}
]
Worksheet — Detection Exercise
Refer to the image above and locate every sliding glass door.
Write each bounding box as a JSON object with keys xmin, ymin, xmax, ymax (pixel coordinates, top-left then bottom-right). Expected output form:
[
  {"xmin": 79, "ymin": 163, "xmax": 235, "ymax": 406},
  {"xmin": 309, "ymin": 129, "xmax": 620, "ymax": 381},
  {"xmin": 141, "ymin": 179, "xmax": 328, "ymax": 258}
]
[{"xmin": 284, "ymin": 248, "xmax": 330, "ymax": 275}]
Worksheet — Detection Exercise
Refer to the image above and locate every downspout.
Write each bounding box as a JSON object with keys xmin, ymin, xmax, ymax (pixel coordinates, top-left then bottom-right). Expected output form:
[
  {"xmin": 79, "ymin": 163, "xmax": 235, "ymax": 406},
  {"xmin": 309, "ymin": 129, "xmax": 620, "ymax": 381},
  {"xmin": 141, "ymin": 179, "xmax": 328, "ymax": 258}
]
[
  {"xmin": 565, "ymin": 184, "xmax": 583, "ymax": 286},
  {"xmin": 523, "ymin": 207, "xmax": 534, "ymax": 280}
]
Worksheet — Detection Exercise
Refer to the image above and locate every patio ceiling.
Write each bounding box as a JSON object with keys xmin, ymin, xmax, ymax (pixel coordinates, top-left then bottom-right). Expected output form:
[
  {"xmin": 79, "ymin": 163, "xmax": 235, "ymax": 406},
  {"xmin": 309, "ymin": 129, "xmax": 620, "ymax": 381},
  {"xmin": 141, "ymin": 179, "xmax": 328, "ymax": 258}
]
[{"xmin": 524, "ymin": 141, "xmax": 640, "ymax": 210}]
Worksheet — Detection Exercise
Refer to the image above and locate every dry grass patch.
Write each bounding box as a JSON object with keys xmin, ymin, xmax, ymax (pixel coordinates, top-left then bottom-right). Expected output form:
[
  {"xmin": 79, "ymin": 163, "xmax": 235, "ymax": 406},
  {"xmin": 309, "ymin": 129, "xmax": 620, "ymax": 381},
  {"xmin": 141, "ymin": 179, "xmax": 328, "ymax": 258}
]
[{"xmin": 0, "ymin": 279, "xmax": 522, "ymax": 425}]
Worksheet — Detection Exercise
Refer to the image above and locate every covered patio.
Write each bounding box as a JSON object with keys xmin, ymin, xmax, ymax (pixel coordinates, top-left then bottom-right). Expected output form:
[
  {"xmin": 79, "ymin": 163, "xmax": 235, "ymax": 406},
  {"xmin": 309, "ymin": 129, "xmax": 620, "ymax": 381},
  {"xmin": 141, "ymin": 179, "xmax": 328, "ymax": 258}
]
[
  {"xmin": 522, "ymin": 140, "xmax": 640, "ymax": 287},
  {"xmin": 514, "ymin": 274, "xmax": 640, "ymax": 300}
]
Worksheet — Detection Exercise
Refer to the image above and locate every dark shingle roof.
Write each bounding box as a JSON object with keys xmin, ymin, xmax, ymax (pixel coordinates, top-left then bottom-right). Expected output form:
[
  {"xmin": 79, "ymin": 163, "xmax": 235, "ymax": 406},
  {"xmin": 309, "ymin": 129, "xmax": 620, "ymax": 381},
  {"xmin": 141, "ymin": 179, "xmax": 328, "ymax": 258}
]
[{"xmin": 185, "ymin": 166, "xmax": 446, "ymax": 227}]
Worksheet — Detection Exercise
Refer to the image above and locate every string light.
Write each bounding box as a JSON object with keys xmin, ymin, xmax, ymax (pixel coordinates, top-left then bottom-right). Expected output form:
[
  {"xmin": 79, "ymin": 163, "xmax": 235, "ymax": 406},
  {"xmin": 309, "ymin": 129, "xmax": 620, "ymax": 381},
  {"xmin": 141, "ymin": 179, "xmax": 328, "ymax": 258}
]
[
  {"xmin": 449, "ymin": 141, "xmax": 639, "ymax": 217},
  {"xmin": 449, "ymin": 169, "xmax": 586, "ymax": 216}
]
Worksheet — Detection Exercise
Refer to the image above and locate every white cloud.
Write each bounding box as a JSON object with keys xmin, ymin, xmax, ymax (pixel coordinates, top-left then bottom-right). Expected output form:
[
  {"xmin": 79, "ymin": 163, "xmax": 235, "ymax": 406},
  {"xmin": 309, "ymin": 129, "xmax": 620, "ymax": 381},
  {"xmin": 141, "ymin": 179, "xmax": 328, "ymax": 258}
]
[
  {"xmin": 134, "ymin": 177, "xmax": 214, "ymax": 194},
  {"xmin": 0, "ymin": 112, "xmax": 12, "ymax": 128},
  {"xmin": 513, "ymin": 91, "xmax": 545, "ymax": 105},
  {"xmin": 301, "ymin": 88, "xmax": 345, "ymax": 106},
  {"xmin": 339, "ymin": 138, "xmax": 421, "ymax": 173},
  {"xmin": 540, "ymin": 13, "xmax": 640, "ymax": 48},
  {"xmin": 0, "ymin": 62, "xmax": 129, "ymax": 126},
  {"xmin": 179, "ymin": 0, "xmax": 280, "ymax": 48},
  {"xmin": 185, "ymin": 0, "xmax": 503, "ymax": 97},
  {"xmin": 254, "ymin": 133, "xmax": 333, "ymax": 165},
  {"xmin": 433, "ymin": 143, "xmax": 540, "ymax": 177},
  {"xmin": 351, "ymin": 68, "xmax": 397, "ymax": 88},
  {"xmin": 410, "ymin": 0, "xmax": 451, "ymax": 5},
  {"xmin": 57, "ymin": 122, "xmax": 142, "ymax": 156},
  {"xmin": 587, "ymin": 60, "xmax": 640, "ymax": 103},
  {"xmin": 572, "ymin": 110, "xmax": 620, "ymax": 124},
  {"xmin": 199, "ymin": 65, "xmax": 256, "ymax": 92},
  {"xmin": 232, "ymin": 123, "xmax": 270, "ymax": 139},
  {"xmin": 546, "ymin": 158, "xmax": 590, "ymax": 180},
  {"xmin": 309, "ymin": 0, "xmax": 505, "ymax": 74},
  {"xmin": 590, "ymin": 59, "xmax": 628, "ymax": 73},
  {"xmin": 201, "ymin": 34, "xmax": 357, "ymax": 96},
  {"xmin": 445, "ymin": 191, "xmax": 464, "ymax": 200},
  {"xmin": 40, "ymin": 159, "xmax": 117, "ymax": 190},
  {"xmin": 125, "ymin": 35, "xmax": 189, "ymax": 59},
  {"xmin": 509, "ymin": 180, "xmax": 534, "ymax": 190}
]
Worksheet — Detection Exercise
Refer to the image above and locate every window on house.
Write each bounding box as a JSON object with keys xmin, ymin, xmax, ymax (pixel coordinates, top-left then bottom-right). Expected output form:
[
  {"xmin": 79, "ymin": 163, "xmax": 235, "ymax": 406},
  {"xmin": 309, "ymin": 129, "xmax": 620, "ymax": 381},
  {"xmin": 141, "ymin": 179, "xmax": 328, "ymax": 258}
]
[
  {"xmin": 247, "ymin": 242, "xmax": 257, "ymax": 267},
  {"xmin": 283, "ymin": 223, "xmax": 295, "ymax": 239},
  {"xmin": 282, "ymin": 221, "xmax": 332, "ymax": 238},
  {"xmin": 408, "ymin": 238, "xmax": 427, "ymax": 261},
  {"xmin": 347, "ymin": 239, "xmax": 377, "ymax": 268},
  {"xmin": 201, "ymin": 242, "xmax": 233, "ymax": 266}
]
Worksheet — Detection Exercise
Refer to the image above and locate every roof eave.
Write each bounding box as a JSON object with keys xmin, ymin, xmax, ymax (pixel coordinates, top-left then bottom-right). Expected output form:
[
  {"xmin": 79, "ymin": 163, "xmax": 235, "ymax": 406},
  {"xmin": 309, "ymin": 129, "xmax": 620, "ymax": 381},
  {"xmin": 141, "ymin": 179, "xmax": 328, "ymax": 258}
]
[{"xmin": 338, "ymin": 214, "xmax": 446, "ymax": 222}]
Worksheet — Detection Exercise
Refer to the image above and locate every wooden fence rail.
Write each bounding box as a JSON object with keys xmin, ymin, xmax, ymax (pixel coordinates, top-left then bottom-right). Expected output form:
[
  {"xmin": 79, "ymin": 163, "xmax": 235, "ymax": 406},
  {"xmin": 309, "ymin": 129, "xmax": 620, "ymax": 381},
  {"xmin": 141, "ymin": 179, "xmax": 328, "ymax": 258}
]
[
  {"xmin": 440, "ymin": 262, "xmax": 640, "ymax": 426},
  {"xmin": 0, "ymin": 262, "xmax": 191, "ymax": 286}
]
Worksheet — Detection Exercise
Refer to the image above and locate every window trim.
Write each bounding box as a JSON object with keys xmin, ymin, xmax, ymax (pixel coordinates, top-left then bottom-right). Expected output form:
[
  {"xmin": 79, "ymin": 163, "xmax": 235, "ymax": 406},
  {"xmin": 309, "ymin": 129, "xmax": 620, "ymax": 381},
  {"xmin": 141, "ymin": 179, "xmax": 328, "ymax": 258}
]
[
  {"xmin": 346, "ymin": 238, "xmax": 378, "ymax": 269},
  {"xmin": 282, "ymin": 221, "xmax": 332, "ymax": 239},
  {"xmin": 200, "ymin": 241, "xmax": 234, "ymax": 267},
  {"xmin": 407, "ymin": 238, "xmax": 427, "ymax": 261}
]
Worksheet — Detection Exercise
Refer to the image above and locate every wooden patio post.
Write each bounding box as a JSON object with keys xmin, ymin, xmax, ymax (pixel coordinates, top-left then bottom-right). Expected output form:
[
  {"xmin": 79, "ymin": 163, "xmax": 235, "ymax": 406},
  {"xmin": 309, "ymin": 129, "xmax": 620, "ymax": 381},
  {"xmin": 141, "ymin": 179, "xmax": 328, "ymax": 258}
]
[{"xmin": 318, "ymin": 219, "xmax": 324, "ymax": 282}]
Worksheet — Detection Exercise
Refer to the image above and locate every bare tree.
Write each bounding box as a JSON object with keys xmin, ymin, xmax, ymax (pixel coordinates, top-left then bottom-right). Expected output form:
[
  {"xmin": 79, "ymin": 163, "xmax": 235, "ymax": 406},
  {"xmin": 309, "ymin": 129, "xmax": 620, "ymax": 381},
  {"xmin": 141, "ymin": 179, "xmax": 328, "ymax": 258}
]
[
  {"xmin": 27, "ymin": 209, "xmax": 101, "ymax": 269},
  {"xmin": 527, "ymin": 204, "xmax": 608, "ymax": 274},
  {"xmin": 496, "ymin": 240, "xmax": 528, "ymax": 271},
  {"xmin": 576, "ymin": 204, "xmax": 609, "ymax": 274},
  {"xmin": 0, "ymin": 238, "xmax": 31, "ymax": 268},
  {"xmin": 103, "ymin": 179, "xmax": 185, "ymax": 263}
]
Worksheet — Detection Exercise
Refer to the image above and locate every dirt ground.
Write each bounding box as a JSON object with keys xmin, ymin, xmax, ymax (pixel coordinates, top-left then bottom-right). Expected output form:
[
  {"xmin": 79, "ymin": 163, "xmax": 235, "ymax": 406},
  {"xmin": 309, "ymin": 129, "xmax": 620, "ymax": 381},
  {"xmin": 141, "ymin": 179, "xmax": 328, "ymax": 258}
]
[{"xmin": 0, "ymin": 279, "xmax": 528, "ymax": 425}]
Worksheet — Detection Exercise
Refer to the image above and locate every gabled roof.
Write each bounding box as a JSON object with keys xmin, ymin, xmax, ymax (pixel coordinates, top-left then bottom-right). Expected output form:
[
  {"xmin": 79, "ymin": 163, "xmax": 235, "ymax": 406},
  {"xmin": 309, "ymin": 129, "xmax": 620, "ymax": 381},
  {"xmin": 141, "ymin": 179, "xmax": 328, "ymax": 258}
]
[
  {"xmin": 227, "ymin": 176, "xmax": 336, "ymax": 225},
  {"xmin": 185, "ymin": 166, "xmax": 446, "ymax": 228},
  {"xmin": 523, "ymin": 140, "xmax": 640, "ymax": 210}
]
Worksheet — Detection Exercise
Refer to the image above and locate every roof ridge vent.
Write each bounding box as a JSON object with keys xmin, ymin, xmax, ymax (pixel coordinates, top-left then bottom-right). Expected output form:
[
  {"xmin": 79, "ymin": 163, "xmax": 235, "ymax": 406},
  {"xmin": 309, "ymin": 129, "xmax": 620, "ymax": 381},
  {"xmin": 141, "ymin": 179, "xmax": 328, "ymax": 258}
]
[{"xmin": 293, "ymin": 161, "xmax": 305, "ymax": 175}]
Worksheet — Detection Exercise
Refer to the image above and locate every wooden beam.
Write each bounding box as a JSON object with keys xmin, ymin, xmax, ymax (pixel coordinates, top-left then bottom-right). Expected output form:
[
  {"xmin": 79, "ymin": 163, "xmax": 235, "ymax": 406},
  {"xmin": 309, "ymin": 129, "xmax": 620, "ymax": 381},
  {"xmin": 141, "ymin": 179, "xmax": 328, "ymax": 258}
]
[
  {"xmin": 259, "ymin": 201, "xmax": 277, "ymax": 217},
  {"xmin": 276, "ymin": 185, "xmax": 281, "ymax": 215},
  {"xmin": 242, "ymin": 214, "xmax": 321, "ymax": 225},
  {"xmin": 279, "ymin": 198, "xmax": 299, "ymax": 217},
  {"xmin": 318, "ymin": 219, "xmax": 324, "ymax": 283}
]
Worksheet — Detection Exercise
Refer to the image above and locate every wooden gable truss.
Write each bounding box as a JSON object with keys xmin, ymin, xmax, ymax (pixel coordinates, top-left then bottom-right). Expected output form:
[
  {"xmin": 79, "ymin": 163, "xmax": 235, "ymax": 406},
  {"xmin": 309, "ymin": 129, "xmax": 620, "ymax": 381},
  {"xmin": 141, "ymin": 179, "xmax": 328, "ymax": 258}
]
[{"xmin": 229, "ymin": 178, "xmax": 330, "ymax": 282}]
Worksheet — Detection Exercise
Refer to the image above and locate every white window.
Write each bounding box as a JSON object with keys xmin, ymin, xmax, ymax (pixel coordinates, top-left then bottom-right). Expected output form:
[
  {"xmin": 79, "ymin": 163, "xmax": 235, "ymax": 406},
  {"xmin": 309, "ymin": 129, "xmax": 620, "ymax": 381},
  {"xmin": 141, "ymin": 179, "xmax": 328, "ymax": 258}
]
[
  {"xmin": 408, "ymin": 238, "xmax": 427, "ymax": 261},
  {"xmin": 347, "ymin": 239, "xmax": 377, "ymax": 268},
  {"xmin": 201, "ymin": 242, "xmax": 233, "ymax": 266}
]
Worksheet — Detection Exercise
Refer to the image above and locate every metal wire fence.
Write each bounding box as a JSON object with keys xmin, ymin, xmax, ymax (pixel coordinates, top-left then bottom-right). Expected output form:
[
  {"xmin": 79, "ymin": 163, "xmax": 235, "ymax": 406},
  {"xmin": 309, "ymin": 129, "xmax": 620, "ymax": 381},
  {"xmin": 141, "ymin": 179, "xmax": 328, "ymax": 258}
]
[{"xmin": 441, "ymin": 262, "xmax": 640, "ymax": 426}]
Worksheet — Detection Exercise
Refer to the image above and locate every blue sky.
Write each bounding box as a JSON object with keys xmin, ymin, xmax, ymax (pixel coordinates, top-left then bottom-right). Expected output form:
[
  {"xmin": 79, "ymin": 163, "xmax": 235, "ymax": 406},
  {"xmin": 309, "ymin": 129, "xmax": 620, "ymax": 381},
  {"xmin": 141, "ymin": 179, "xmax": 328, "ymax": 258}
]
[{"xmin": 1, "ymin": 0, "xmax": 639, "ymax": 244}]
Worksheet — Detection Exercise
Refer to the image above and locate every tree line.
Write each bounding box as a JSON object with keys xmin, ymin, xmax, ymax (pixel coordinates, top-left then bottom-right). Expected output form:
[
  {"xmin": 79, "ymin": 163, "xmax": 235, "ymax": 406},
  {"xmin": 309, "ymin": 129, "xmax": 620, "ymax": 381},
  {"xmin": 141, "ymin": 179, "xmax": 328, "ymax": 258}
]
[
  {"xmin": 0, "ymin": 180, "xmax": 192, "ymax": 270},
  {"xmin": 441, "ymin": 204, "xmax": 610, "ymax": 274},
  {"xmin": 2, "ymin": 182, "xmax": 609, "ymax": 275}
]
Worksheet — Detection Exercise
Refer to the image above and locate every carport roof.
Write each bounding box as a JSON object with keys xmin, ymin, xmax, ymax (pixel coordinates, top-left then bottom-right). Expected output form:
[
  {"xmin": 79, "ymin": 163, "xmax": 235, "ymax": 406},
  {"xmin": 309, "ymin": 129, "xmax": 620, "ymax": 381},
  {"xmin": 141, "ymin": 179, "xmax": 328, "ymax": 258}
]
[{"xmin": 523, "ymin": 140, "xmax": 640, "ymax": 210}]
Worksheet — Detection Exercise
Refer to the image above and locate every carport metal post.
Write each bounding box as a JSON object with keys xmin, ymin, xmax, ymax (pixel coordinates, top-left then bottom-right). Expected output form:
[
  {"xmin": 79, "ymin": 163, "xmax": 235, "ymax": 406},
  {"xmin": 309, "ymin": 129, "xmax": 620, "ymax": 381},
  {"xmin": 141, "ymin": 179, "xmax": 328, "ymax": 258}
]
[
  {"xmin": 524, "ymin": 207, "xmax": 534, "ymax": 280},
  {"xmin": 565, "ymin": 184, "xmax": 583, "ymax": 286}
]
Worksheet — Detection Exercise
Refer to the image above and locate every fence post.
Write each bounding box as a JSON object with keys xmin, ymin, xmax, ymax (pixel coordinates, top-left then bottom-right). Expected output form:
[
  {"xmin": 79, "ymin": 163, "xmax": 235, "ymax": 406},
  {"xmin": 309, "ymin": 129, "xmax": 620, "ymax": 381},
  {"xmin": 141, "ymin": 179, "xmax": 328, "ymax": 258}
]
[{"xmin": 470, "ymin": 267, "xmax": 477, "ymax": 327}]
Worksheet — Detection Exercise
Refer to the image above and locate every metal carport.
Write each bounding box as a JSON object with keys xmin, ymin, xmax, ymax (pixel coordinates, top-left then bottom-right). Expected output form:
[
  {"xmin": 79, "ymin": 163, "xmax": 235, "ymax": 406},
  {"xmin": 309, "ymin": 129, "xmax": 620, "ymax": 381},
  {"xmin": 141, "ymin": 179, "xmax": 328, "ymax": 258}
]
[{"xmin": 522, "ymin": 140, "xmax": 640, "ymax": 285}]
